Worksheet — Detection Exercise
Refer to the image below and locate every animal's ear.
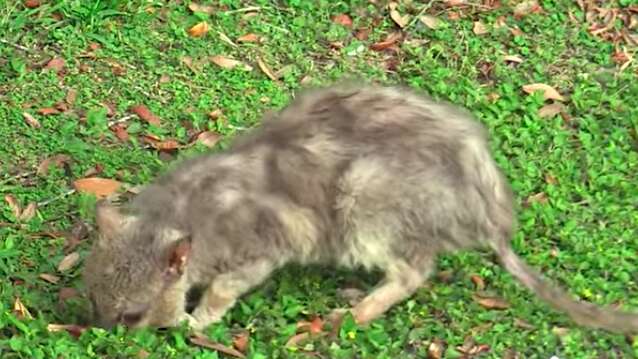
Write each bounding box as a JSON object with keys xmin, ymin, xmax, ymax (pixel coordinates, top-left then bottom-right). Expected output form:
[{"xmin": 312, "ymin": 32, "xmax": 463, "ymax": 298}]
[
  {"xmin": 163, "ymin": 234, "xmax": 192, "ymax": 280},
  {"xmin": 95, "ymin": 200, "xmax": 126, "ymax": 241}
]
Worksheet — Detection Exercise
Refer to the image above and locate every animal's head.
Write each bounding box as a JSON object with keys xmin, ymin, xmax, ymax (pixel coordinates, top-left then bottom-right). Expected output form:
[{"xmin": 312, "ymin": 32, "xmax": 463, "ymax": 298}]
[{"xmin": 82, "ymin": 200, "xmax": 191, "ymax": 329}]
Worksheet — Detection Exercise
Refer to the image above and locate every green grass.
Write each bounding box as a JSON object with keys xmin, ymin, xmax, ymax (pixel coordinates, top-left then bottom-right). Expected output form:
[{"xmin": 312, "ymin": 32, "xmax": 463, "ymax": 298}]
[{"xmin": 1, "ymin": 0, "xmax": 638, "ymax": 357}]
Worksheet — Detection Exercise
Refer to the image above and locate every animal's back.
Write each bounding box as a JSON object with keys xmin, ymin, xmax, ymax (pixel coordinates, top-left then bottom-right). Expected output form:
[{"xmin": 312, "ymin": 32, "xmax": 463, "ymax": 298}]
[{"xmin": 234, "ymin": 84, "xmax": 515, "ymax": 269}]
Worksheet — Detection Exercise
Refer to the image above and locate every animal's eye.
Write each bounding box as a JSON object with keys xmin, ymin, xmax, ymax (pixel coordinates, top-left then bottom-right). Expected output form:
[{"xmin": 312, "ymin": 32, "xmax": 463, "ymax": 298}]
[{"xmin": 121, "ymin": 311, "xmax": 145, "ymax": 326}]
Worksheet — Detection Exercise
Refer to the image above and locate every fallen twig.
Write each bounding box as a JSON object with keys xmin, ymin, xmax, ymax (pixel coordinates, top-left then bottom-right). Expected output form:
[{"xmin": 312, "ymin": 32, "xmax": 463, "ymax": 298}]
[
  {"xmin": 0, "ymin": 39, "xmax": 31, "ymax": 52},
  {"xmin": 223, "ymin": 6, "xmax": 261, "ymax": 14},
  {"xmin": 107, "ymin": 114, "xmax": 136, "ymax": 128},
  {"xmin": 37, "ymin": 189, "xmax": 76, "ymax": 207},
  {"xmin": 404, "ymin": 0, "xmax": 436, "ymax": 30},
  {"xmin": 0, "ymin": 171, "xmax": 35, "ymax": 186}
]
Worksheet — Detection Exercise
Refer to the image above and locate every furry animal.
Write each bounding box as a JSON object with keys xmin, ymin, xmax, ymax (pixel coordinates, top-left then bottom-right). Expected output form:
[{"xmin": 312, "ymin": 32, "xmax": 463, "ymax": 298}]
[{"xmin": 82, "ymin": 82, "xmax": 638, "ymax": 333}]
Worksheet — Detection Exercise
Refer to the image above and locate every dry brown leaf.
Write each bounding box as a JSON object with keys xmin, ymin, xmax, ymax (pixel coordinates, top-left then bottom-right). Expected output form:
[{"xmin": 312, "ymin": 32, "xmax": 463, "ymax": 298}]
[
  {"xmin": 292, "ymin": 316, "xmax": 327, "ymax": 345},
  {"xmin": 188, "ymin": 22, "xmax": 209, "ymax": 37},
  {"xmin": 514, "ymin": 318, "xmax": 535, "ymax": 330},
  {"xmin": 180, "ymin": 56, "xmax": 200, "ymax": 73},
  {"xmin": 73, "ymin": 177, "xmax": 122, "ymax": 199},
  {"xmin": 309, "ymin": 316, "xmax": 324, "ymax": 334},
  {"xmin": 332, "ymin": 13, "xmax": 353, "ymax": 27},
  {"xmin": 464, "ymin": 344, "xmax": 491, "ymax": 355},
  {"xmin": 55, "ymin": 102, "xmax": 69, "ymax": 112},
  {"xmin": 237, "ymin": 33, "xmax": 260, "ymax": 43},
  {"xmin": 24, "ymin": 0, "xmax": 40, "ymax": 8},
  {"xmin": 23, "ymin": 112, "xmax": 41, "ymax": 128},
  {"xmin": 427, "ymin": 339, "xmax": 446, "ymax": 359},
  {"xmin": 64, "ymin": 89, "xmax": 78, "ymax": 106},
  {"xmin": 526, "ymin": 192, "xmax": 548, "ymax": 205},
  {"xmin": 137, "ymin": 350, "xmax": 150, "ymax": 359},
  {"xmin": 470, "ymin": 274, "xmax": 485, "ymax": 291},
  {"xmin": 510, "ymin": 26, "xmax": 524, "ymax": 36},
  {"xmin": 419, "ymin": 15, "xmax": 441, "ymax": 29},
  {"xmin": 45, "ymin": 57, "xmax": 65, "ymax": 73},
  {"xmin": 483, "ymin": 0, "xmax": 501, "ymax": 9},
  {"xmin": 82, "ymin": 164, "xmax": 103, "ymax": 178},
  {"xmin": 486, "ymin": 92, "xmax": 500, "ymax": 102},
  {"xmin": 514, "ymin": 0, "xmax": 542, "ymax": 18},
  {"xmin": 110, "ymin": 62, "xmax": 126, "ymax": 76},
  {"xmin": 612, "ymin": 50, "xmax": 631, "ymax": 65},
  {"xmin": 445, "ymin": 0, "xmax": 467, "ymax": 6},
  {"xmin": 58, "ymin": 287, "xmax": 79, "ymax": 302},
  {"xmin": 473, "ymin": 21, "xmax": 488, "ymax": 35},
  {"xmin": 39, "ymin": 273, "xmax": 61, "ymax": 284},
  {"xmin": 538, "ymin": 103, "xmax": 564, "ymax": 118},
  {"xmin": 257, "ymin": 57, "xmax": 278, "ymax": 81},
  {"xmin": 19, "ymin": 202, "xmax": 37, "ymax": 221},
  {"xmin": 494, "ymin": 15, "xmax": 507, "ymax": 28},
  {"xmin": 101, "ymin": 102, "xmax": 115, "ymax": 117},
  {"xmin": 522, "ymin": 83, "xmax": 565, "ymax": 101},
  {"xmin": 232, "ymin": 332, "xmax": 250, "ymax": 353},
  {"xmin": 5, "ymin": 194, "xmax": 21, "ymax": 218},
  {"xmin": 390, "ymin": 10, "xmax": 409, "ymax": 28},
  {"xmin": 370, "ymin": 32, "xmax": 403, "ymax": 51},
  {"xmin": 447, "ymin": 11, "xmax": 461, "ymax": 20},
  {"xmin": 130, "ymin": 104, "xmax": 161, "ymax": 126},
  {"xmin": 389, "ymin": 3, "xmax": 409, "ymax": 28},
  {"xmin": 190, "ymin": 334, "xmax": 246, "ymax": 358},
  {"xmin": 503, "ymin": 55, "xmax": 524, "ymax": 63},
  {"xmin": 13, "ymin": 297, "xmax": 32, "ymax": 319},
  {"xmin": 294, "ymin": 315, "xmax": 326, "ymax": 336},
  {"xmin": 208, "ymin": 109, "xmax": 223, "ymax": 120},
  {"xmin": 58, "ymin": 252, "xmax": 80, "ymax": 272},
  {"xmin": 473, "ymin": 294, "xmax": 509, "ymax": 309},
  {"xmin": 552, "ymin": 326, "xmax": 569, "ymax": 336},
  {"xmin": 210, "ymin": 55, "xmax": 252, "ymax": 70},
  {"xmin": 354, "ymin": 28, "xmax": 371, "ymax": 40},
  {"xmin": 545, "ymin": 173, "xmax": 558, "ymax": 185},
  {"xmin": 503, "ymin": 349, "xmax": 521, "ymax": 359},
  {"xmin": 37, "ymin": 107, "xmax": 60, "ymax": 116},
  {"xmin": 285, "ymin": 332, "xmax": 310, "ymax": 348},
  {"xmin": 37, "ymin": 154, "xmax": 71, "ymax": 176},
  {"xmin": 142, "ymin": 135, "xmax": 181, "ymax": 151},
  {"xmin": 47, "ymin": 323, "xmax": 88, "ymax": 338},
  {"xmin": 188, "ymin": 3, "xmax": 214, "ymax": 14},
  {"xmin": 110, "ymin": 124, "xmax": 130, "ymax": 142},
  {"xmin": 195, "ymin": 131, "xmax": 221, "ymax": 148}
]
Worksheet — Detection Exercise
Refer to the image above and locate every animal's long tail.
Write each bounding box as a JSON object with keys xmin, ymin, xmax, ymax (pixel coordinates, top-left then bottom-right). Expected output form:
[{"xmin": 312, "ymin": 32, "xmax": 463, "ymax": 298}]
[
  {"xmin": 491, "ymin": 236, "xmax": 638, "ymax": 333},
  {"xmin": 464, "ymin": 133, "xmax": 638, "ymax": 333}
]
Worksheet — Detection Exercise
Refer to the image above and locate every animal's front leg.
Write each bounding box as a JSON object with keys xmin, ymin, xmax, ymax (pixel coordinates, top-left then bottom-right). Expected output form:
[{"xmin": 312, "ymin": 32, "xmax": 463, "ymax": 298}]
[
  {"xmin": 189, "ymin": 287, "xmax": 235, "ymax": 329},
  {"xmin": 190, "ymin": 259, "xmax": 276, "ymax": 330}
]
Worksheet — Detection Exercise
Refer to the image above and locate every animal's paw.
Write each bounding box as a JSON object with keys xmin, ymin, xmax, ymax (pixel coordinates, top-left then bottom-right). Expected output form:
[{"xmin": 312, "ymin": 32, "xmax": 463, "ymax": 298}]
[
  {"xmin": 188, "ymin": 307, "xmax": 224, "ymax": 331},
  {"xmin": 176, "ymin": 313, "xmax": 204, "ymax": 330}
]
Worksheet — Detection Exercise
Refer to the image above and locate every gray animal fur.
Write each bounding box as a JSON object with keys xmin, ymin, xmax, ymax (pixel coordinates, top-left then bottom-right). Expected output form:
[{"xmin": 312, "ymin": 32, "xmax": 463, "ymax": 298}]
[{"xmin": 82, "ymin": 82, "xmax": 638, "ymax": 333}]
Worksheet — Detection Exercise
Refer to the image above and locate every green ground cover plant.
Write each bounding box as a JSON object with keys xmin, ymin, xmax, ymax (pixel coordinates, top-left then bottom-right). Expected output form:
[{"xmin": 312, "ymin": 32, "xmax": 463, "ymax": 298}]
[{"xmin": 1, "ymin": 0, "xmax": 637, "ymax": 357}]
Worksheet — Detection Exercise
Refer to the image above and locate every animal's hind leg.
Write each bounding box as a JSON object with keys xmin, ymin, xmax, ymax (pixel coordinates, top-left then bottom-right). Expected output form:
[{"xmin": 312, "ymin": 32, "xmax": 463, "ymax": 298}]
[{"xmin": 333, "ymin": 256, "xmax": 435, "ymax": 325}]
